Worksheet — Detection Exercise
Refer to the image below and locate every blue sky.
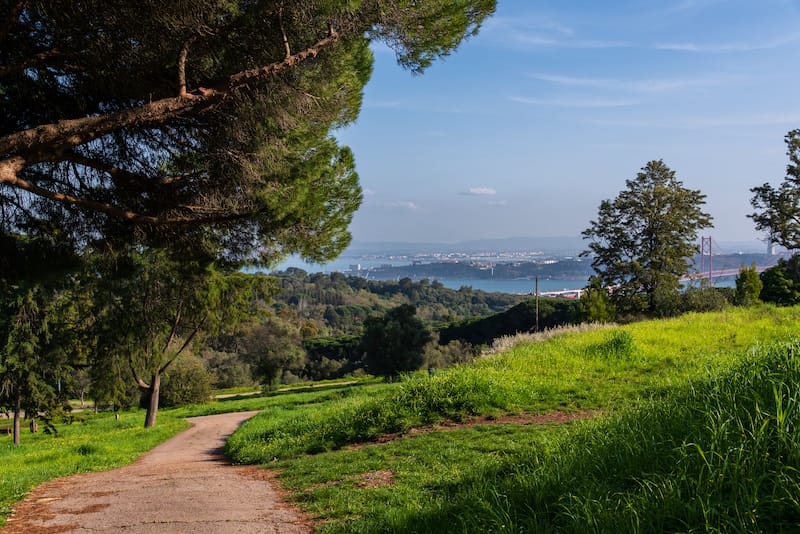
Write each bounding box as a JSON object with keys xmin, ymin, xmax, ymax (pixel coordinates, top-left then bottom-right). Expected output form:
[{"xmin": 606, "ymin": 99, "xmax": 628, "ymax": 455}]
[{"xmin": 335, "ymin": 0, "xmax": 800, "ymax": 246}]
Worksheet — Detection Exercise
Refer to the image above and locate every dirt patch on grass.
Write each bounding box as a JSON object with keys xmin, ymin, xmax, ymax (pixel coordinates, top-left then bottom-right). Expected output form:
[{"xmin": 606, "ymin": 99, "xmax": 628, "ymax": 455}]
[
  {"xmin": 357, "ymin": 470, "xmax": 395, "ymax": 488},
  {"xmin": 347, "ymin": 410, "xmax": 598, "ymax": 451}
]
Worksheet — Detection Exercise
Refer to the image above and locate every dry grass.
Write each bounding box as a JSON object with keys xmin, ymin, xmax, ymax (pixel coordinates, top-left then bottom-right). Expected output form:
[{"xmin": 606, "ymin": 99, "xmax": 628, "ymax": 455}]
[{"xmin": 484, "ymin": 322, "xmax": 616, "ymax": 355}]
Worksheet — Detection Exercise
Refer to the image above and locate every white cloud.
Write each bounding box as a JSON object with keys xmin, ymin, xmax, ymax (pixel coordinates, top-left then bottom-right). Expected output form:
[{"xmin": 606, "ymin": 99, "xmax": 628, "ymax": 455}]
[
  {"xmin": 363, "ymin": 188, "xmax": 376, "ymax": 196},
  {"xmin": 391, "ymin": 201, "xmax": 418, "ymax": 210},
  {"xmin": 482, "ymin": 16, "xmax": 629, "ymax": 50},
  {"xmin": 463, "ymin": 187, "xmax": 497, "ymax": 196},
  {"xmin": 365, "ymin": 100, "xmax": 402, "ymax": 109},
  {"xmin": 488, "ymin": 200, "xmax": 508, "ymax": 207},
  {"xmin": 511, "ymin": 96, "xmax": 637, "ymax": 108},
  {"xmin": 529, "ymin": 73, "xmax": 737, "ymax": 93},
  {"xmin": 655, "ymin": 33, "xmax": 800, "ymax": 53},
  {"xmin": 589, "ymin": 112, "xmax": 800, "ymax": 130}
]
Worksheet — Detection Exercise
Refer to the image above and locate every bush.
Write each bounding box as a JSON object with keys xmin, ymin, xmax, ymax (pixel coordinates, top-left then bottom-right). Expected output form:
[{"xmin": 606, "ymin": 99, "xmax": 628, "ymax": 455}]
[
  {"xmin": 160, "ymin": 355, "xmax": 213, "ymax": 407},
  {"xmin": 679, "ymin": 286, "xmax": 732, "ymax": 313},
  {"xmin": 423, "ymin": 337, "xmax": 478, "ymax": 370}
]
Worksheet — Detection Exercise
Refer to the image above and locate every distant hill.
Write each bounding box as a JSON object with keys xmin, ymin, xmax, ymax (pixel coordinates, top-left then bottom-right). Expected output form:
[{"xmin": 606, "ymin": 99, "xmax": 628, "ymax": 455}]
[
  {"xmin": 344, "ymin": 236, "xmax": 586, "ymax": 256},
  {"xmin": 343, "ymin": 237, "xmax": 769, "ymax": 257}
]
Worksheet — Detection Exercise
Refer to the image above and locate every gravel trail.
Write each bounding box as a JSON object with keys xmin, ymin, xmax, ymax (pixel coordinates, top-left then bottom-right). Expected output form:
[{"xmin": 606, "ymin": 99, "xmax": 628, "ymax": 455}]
[{"xmin": 3, "ymin": 411, "xmax": 310, "ymax": 533}]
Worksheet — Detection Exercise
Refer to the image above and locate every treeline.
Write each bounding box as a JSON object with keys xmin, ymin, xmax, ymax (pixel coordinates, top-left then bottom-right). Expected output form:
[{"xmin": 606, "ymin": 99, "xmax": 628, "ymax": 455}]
[{"xmin": 268, "ymin": 268, "xmax": 529, "ymax": 335}]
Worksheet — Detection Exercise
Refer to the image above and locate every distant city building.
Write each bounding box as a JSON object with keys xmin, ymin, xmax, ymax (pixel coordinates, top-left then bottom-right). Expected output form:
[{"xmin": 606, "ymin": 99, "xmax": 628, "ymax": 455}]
[
  {"xmin": 766, "ymin": 239, "xmax": 776, "ymax": 257},
  {"xmin": 349, "ymin": 264, "xmax": 362, "ymax": 271}
]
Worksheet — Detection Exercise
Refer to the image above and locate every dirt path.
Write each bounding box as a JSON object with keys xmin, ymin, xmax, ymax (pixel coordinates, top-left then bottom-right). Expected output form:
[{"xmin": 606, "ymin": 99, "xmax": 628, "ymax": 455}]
[{"xmin": 3, "ymin": 411, "xmax": 311, "ymax": 533}]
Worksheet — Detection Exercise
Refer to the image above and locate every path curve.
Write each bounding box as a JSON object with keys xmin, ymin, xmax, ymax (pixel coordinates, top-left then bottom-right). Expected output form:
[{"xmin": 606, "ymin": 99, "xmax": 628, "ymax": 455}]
[{"xmin": 3, "ymin": 411, "xmax": 311, "ymax": 533}]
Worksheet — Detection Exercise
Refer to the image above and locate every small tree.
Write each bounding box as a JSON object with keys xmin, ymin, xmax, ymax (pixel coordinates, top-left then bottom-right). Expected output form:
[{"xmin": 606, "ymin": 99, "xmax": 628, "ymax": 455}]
[
  {"xmin": 159, "ymin": 355, "xmax": 212, "ymax": 408},
  {"xmin": 575, "ymin": 277, "xmax": 616, "ymax": 323},
  {"xmin": 362, "ymin": 304, "xmax": 431, "ymax": 378},
  {"xmin": 241, "ymin": 314, "xmax": 306, "ymax": 389},
  {"xmin": 92, "ymin": 248, "xmax": 271, "ymax": 427},
  {"xmin": 759, "ymin": 256, "xmax": 800, "ymax": 306},
  {"xmin": 581, "ymin": 160, "xmax": 713, "ymax": 316},
  {"xmin": 750, "ymin": 130, "xmax": 800, "ymax": 251},
  {"xmin": 735, "ymin": 263, "xmax": 763, "ymax": 306}
]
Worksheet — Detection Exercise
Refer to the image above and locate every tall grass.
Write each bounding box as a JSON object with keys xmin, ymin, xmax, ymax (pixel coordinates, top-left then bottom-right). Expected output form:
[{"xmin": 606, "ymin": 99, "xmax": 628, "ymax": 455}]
[
  {"xmin": 228, "ymin": 306, "xmax": 800, "ymax": 465},
  {"xmin": 380, "ymin": 340, "xmax": 800, "ymax": 533},
  {"xmin": 271, "ymin": 339, "xmax": 800, "ymax": 533}
]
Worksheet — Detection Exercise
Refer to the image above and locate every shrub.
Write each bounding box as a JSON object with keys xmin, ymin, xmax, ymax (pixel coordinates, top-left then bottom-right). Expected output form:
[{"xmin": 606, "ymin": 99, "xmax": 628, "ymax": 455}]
[{"xmin": 160, "ymin": 355, "xmax": 212, "ymax": 407}]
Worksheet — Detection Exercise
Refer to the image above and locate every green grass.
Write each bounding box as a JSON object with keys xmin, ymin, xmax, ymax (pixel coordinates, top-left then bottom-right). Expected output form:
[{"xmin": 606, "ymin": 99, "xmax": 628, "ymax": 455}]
[
  {"xmin": 224, "ymin": 305, "xmax": 800, "ymax": 532},
  {"xmin": 3, "ymin": 306, "xmax": 800, "ymax": 531},
  {"xmin": 227, "ymin": 306, "xmax": 800, "ymax": 463},
  {"xmin": 274, "ymin": 340, "xmax": 800, "ymax": 533}
]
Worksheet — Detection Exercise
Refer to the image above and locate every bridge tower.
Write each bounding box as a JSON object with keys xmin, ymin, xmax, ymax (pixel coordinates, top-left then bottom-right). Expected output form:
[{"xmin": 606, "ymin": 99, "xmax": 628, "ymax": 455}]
[{"xmin": 700, "ymin": 236, "xmax": 713, "ymax": 286}]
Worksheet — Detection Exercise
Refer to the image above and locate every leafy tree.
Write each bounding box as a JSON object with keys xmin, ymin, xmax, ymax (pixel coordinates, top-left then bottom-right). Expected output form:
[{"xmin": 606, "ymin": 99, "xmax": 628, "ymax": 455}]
[
  {"xmin": 759, "ymin": 256, "xmax": 800, "ymax": 306},
  {"xmin": 202, "ymin": 349, "xmax": 256, "ymax": 390},
  {"xmin": 750, "ymin": 130, "xmax": 800, "ymax": 251},
  {"xmin": 735, "ymin": 263, "xmax": 763, "ymax": 306},
  {"xmin": 0, "ymin": 283, "xmax": 90, "ymax": 444},
  {"xmin": 362, "ymin": 304, "xmax": 431, "ymax": 378},
  {"xmin": 0, "ymin": 1, "xmax": 496, "ymax": 266},
  {"xmin": 575, "ymin": 276, "xmax": 616, "ymax": 323},
  {"xmin": 241, "ymin": 314, "xmax": 306, "ymax": 388},
  {"xmin": 91, "ymin": 248, "xmax": 270, "ymax": 427},
  {"xmin": 423, "ymin": 336, "xmax": 478, "ymax": 370},
  {"xmin": 679, "ymin": 286, "xmax": 732, "ymax": 313},
  {"xmin": 159, "ymin": 354, "xmax": 212, "ymax": 408},
  {"xmin": 581, "ymin": 160, "xmax": 713, "ymax": 315},
  {"xmin": 0, "ymin": 233, "xmax": 89, "ymax": 444}
]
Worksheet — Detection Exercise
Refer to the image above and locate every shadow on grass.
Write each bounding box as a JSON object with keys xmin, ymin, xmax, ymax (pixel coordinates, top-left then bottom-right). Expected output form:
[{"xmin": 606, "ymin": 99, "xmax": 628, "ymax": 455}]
[{"xmin": 341, "ymin": 343, "xmax": 800, "ymax": 533}]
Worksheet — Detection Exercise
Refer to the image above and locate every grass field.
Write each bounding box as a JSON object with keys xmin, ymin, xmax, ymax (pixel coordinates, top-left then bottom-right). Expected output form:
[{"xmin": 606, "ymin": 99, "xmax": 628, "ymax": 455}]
[
  {"xmin": 2, "ymin": 305, "xmax": 799, "ymax": 531},
  {"xmin": 224, "ymin": 306, "xmax": 800, "ymax": 532}
]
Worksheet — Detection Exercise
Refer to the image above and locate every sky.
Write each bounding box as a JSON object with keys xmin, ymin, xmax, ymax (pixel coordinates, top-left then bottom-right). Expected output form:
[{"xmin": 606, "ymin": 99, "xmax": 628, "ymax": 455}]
[{"xmin": 333, "ymin": 0, "xmax": 800, "ymax": 248}]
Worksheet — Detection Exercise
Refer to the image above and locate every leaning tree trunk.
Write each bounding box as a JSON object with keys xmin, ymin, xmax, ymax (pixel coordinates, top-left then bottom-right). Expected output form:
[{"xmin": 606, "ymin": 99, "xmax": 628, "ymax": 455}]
[
  {"xmin": 143, "ymin": 373, "xmax": 161, "ymax": 428},
  {"xmin": 13, "ymin": 387, "xmax": 22, "ymax": 446}
]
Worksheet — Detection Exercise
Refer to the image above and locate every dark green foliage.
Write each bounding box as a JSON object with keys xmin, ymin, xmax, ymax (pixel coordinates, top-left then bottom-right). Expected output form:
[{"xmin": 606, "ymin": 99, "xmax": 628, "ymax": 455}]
[
  {"xmin": 750, "ymin": 130, "xmax": 800, "ymax": 250},
  {"xmin": 575, "ymin": 276, "xmax": 616, "ymax": 323},
  {"xmin": 202, "ymin": 350, "xmax": 255, "ymax": 390},
  {"xmin": 438, "ymin": 298, "xmax": 577, "ymax": 346},
  {"xmin": 240, "ymin": 314, "xmax": 306, "ymax": 388},
  {"xmin": 159, "ymin": 355, "xmax": 212, "ymax": 408},
  {"xmin": 269, "ymin": 269, "xmax": 528, "ymax": 335},
  {"xmin": 582, "ymin": 160, "xmax": 713, "ymax": 315},
  {"xmin": 735, "ymin": 262, "xmax": 763, "ymax": 306},
  {"xmin": 1, "ymin": 0, "xmax": 496, "ymax": 267},
  {"xmin": 423, "ymin": 337, "xmax": 479, "ymax": 370},
  {"xmin": 362, "ymin": 305, "xmax": 432, "ymax": 378},
  {"xmin": 679, "ymin": 286, "xmax": 733, "ymax": 313},
  {"xmin": 302, "ymin": 335, "xmax": 363, "ymax": 381},
  {"xmin": 759, "ymin": 255, "xmax": 800, "ymax": 305}
]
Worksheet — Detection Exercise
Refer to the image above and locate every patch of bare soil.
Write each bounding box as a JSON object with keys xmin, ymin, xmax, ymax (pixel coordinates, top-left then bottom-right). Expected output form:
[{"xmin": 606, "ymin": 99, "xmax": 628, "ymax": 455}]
[
  {"xmin": 2, "ymin": 411, "xmax": 312, "ymax": 534},
  {"xmin": 346, "ymin": 410, "xmax": 598, "ymax": 450}
]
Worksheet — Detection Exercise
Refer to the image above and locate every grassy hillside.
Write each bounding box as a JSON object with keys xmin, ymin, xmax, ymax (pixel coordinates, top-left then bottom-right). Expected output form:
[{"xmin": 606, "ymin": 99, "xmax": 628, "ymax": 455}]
[
  {"xmin": 2, "ymin": 306, "xmax": 799, "ymax": 531},
  {"xmin": 224, "ymin": 306, "xmax": 800, "ymax": 532}
]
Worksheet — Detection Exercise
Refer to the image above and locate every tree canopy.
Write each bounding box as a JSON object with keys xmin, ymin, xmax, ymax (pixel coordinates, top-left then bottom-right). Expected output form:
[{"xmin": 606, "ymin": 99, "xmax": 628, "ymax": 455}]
[
  {"xmin": 750, "ymin": 130, "xmax": 800, "ymax": 251},
  {"xmin": 0, "ymin": 0, "xmax": 496, "ymax": 263},
  {"xmin": 362, "ymin": 304, "xmax": 431, "ymax": 378},
  {"xmin": 581, "ymin": 160, "xmax": 713, "ymax": 315}
]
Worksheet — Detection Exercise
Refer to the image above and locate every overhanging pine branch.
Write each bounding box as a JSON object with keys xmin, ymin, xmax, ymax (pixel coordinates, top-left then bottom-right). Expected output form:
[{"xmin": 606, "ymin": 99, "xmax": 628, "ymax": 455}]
[{"xmin": 0, "ymin": 27, "xmax": 340, "ymax": 161}]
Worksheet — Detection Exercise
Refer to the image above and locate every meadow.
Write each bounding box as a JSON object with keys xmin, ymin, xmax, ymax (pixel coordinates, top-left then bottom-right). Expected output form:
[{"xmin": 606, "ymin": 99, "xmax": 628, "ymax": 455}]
[{"xmin": 2, "ymin": 305, "xmax": 800, "ymax": 531}]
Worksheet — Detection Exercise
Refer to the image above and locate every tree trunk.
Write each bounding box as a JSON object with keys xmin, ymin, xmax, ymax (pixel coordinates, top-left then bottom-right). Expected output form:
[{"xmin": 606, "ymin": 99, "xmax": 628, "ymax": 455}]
[
  {"xmin": 13, "ymin": 387, "xmax": 21, "ymax": 446},
  {"xmin": 143, "ymin": 373, "xmax": 161, "ymax": 428}
]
